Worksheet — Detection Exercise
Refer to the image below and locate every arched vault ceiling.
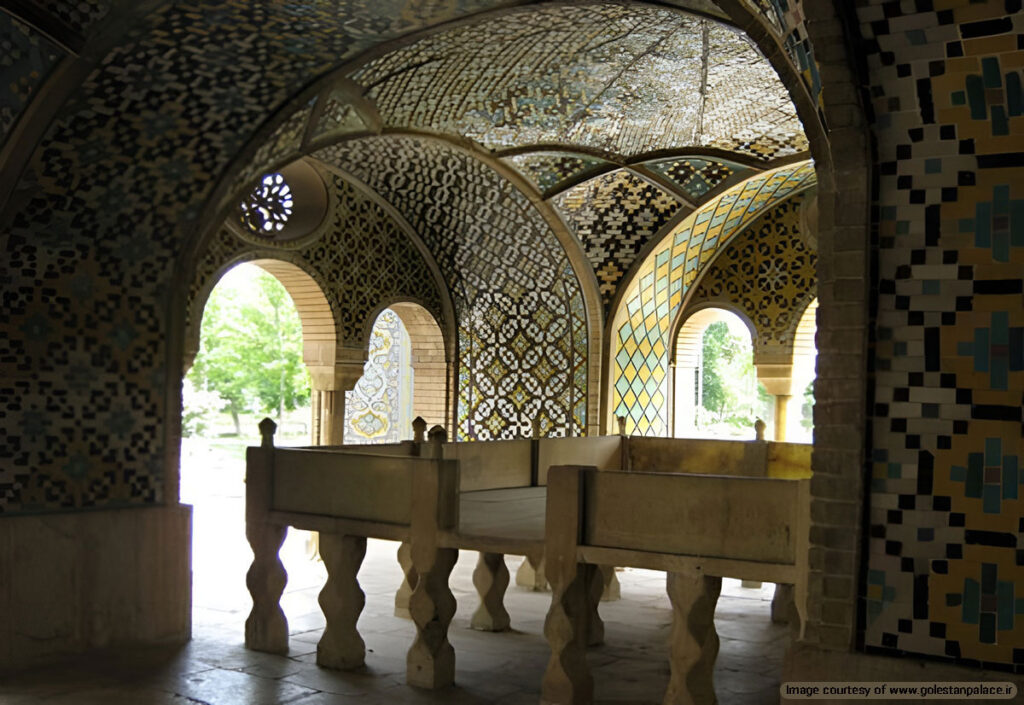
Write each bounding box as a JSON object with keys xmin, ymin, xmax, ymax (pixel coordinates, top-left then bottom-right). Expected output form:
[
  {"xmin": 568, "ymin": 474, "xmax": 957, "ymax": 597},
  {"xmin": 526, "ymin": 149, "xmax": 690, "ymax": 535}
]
[
  {"xmin": 348, "ymin": 3, "xmax": 807, "ymax": 161},
  {"xmin": 611, "ymin": 159, "xmax": 816, "ymax": 435},
  {"xmin": 310, "ymin": 135, "xmax": 589, "ymax": 441},
  {"xmin": 553, "ymin": 169, "xmax": 683, "ymax": 311},
  {"xmin": 311, "ymin": 135, "xmax": 576, "ymax": 310}
]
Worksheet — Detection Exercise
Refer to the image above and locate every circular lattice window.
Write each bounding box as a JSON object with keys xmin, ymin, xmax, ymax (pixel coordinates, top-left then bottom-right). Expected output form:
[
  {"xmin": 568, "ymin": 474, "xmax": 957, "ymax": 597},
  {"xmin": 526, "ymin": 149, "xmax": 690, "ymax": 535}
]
[
  {"xmin": 240, "ymin": 173, "xmax": 294, "ymax": 234},
  {"xmin": 233, "ymin": 160, "xmax": 329, "ymax": 246}
]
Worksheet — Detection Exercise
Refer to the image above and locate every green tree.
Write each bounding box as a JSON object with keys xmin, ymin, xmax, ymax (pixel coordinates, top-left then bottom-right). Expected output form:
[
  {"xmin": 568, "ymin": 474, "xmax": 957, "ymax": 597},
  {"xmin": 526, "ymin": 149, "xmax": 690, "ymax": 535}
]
[
  {"xmin": 186, "ymin": 266, "xmax": 310, "ymax": 434},
  {"xmin": 700, "ymin": 321, "xmax": 754, "ymax": 428}
]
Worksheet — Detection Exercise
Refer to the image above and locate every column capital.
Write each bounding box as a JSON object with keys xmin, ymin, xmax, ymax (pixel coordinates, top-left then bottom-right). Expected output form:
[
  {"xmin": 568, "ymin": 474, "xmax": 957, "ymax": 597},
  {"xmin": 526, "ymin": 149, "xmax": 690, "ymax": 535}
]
[
  {"xmin": 755, "ymin": 362, "xmax": 795, "ymax": 397},
  {"xmin": 308, "ymin": 361, "xmax": 365, "ymax": 392}
]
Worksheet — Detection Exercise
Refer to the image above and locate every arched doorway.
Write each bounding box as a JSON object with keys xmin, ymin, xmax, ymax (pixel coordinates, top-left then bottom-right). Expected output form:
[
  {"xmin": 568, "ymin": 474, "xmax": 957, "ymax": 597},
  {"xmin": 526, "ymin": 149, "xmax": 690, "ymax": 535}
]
[
  {"xmin": 672, "ymin": 307, "xmax": 762, "ymax": 439},
  {"xmin": 182, "ymin": 260, "xmax": 334, "ymax": 633}
]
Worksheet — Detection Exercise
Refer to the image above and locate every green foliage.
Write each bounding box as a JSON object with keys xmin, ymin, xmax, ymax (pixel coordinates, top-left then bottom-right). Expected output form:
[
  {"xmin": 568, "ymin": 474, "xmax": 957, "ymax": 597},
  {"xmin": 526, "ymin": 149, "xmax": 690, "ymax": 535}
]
[
  {"xmin": 699, "ymin": 320, "xmax": 755, "ymax": 430},
  {"xmin": 186, "ymin": 266, "xmax": 310, "ymax": 434},
  {"xmin": 181, "ymin": 377, "xmax": 226, "ymax": 437},
  {"xmin": 801, "ymin": 378, "xmax": 815, "ymax": 430}
]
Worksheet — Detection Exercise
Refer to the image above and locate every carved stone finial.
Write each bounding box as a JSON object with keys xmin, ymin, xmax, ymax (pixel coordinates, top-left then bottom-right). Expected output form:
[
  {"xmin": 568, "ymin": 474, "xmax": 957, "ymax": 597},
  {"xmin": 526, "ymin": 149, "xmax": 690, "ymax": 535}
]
[
  {"xmin": 616, "ymin": 415, "xmax": 627, "ymax": 436},
  {"xmin": 259, "ymin": 417, "xmax": 277, "ymax": 448},
  {"xmin": 412, "ymin": 417, "xmax": 427, "ymax": 444},
  {"xmin": 428, "ymin": 425, "xmax": 447, "ymax": 444},
  {"xmin": 531, "ymin": 417, "xmax": 542, "ymax": 440},
  {"xmin": 754, "ymin": 418, "xmax": 766, "ymax": 441}
]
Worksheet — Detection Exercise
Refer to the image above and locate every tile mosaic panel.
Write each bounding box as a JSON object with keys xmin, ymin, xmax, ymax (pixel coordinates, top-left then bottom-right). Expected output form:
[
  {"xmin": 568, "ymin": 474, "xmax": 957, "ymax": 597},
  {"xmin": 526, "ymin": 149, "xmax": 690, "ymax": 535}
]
[
  {"xmin": 611, "ymin": 160, "xmax": 816, "ymax": 435},
  {"xmin": 0, "ymin": 12, "xmax": 64, "ymax": 143},
  {"xmin": 690, "ymin": 192, "xmax": 816, "ymax": 359},
  {"xmin": 314, "ymin": 135, "xmax": 588, "ymax": 440},
  {"xmin": 858, "ymin": 1, "xmax": 1024, "ymax": 669},
  {"xmin": 344, "ymin": 309, "xmax": 413, "ymax": 444},
  {"xmin": 701, "ymin": 20, "xmax": 811, "ymax": 159},
  {"xmin": 0, "ymin": 0, "xmax": 515, "ymax": 515},
  {"xmin": 642, "ymin": 155, "xmax": 754, "ymax": 201},
  {"xmin": 503, "ymin": 151, "xmax": 609, "ymax": 195},
  {"xmin": 741, "ymin": 0, "xmax": 822, "ymax": 116},
  {"xmin": 28, "ymin": 0, "xmax": 112, "ymax": 34},
  {"xmin": 552, "ymin": 169, "xmax": 683, "ymax": 310},
  {"xmin": 350, "ymin": 3, "xmax": 806, "ymax": 161}
]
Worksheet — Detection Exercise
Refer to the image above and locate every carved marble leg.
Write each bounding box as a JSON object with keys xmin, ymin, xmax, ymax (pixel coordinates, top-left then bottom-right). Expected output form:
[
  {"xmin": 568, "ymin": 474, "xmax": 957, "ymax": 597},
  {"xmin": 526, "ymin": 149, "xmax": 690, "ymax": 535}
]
[
  {"xmin": 471, "ymin": 552, "xmax": 511, "ymax": 632},
  {"xmin": 317, "ymin": 533, "xmax": 367, "ymax": 670},
  {"xmin": 541, "ymin": 561, "xmax": 596, "ymax": 705},
  {"xmin": 394, "ymin": 541, "xmax": 417, "ymax": 619},
  {"xmin": 516, "ymin": 550, "xmax": 549, "ymax": 591},
  {"xmin": 771, "ymin": 583, "xmax": 794, "ymax": 625},
  {"xmin": 407, "ymin": 547, "xmax": 458, "ymax": 689},
  {"xmin": 600, "ymin": 564, "xmax": 621, "ymax": 602},
  {"xmin": 664, "ymin": 569, "xmax": 721, "ymax": 705},
  {"xmin": 586, "ymin": 564, "xmax": 605, "ymax": 646},
  {"xmin": 244, "ymin": 522, "xmax": 289, "ymax": 654}
]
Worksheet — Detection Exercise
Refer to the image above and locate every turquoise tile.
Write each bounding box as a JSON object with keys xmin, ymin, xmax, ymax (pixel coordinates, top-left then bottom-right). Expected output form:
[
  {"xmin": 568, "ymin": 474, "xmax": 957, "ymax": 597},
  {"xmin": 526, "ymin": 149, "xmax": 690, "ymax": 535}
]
[
  {"xmin": 950, "ymin": 464, "xmax": 965, "ymax": 483},
  {"xmin": 888, "ymin": 462, "xmax": 901, "ymax": 479},
  {"xmin": 974, "ymin": 327, "xmax": 990, "ymax": 372},
  {"xmin": 991, "ymin": 105, "xmax": 1009, "ymax": 136},
  {"xmin": 868, "ymin": 569, "xmax": 885, "ymax": 585},
  {"xmin": 997, "ymin": 582, "xmax": 1014, "ymax": 631},
  {"xmin": 982, "ymin": 57, "xmax": 1002, "ymax": 89},
  {"xmin": 906, "ymin": 29, "xmax": 927, "ymax": 45},
  {"xmin": 962, "ymin": 578, "xmax": 980, "ymax": 625},
  {"xmin": 994, "ymin": 185, "xmax": 1009, "ymax": 209},
  {"xmin": 982, "ymin": 484, "xmax": 1000, "ymax": 513},
  {"xmin": 925, "ymin": 158, "xmax": 942, "ymax": 174},
  {"xmin": 1008, "ymin": 71, "xmax": 1023, "ymax": 116},
  {"xmin": 1011, "ymin": 200, "xmax": 1024, "ymax": 247},
  {"xmin": 952, "ymin": 90, "xmax": 966, "ymax": 106},
  {"xmin": 980, "ymin": 612, "xmax": 996, "ymax": 644},
  {"xmin": 985, "ymin": 437, "xmax": 1002, "ymax": 466},
  {"xmin": 966, "ymin": 74, "xmax": 987, "ymax": 120}
]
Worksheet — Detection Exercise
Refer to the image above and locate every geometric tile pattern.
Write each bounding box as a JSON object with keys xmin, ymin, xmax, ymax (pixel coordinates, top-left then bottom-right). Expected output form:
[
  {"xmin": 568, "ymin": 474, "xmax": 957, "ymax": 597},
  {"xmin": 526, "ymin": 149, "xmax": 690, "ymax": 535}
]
[
  {"xmin": 190, "ymin": 172, "xmax": 446, "ymax": 347},
  {"xmin": 28, "ymin": 1, "xmax": 111, "ymax": 34},
  {"xmin": 553, "ymin": 169, "xmax": 684, "ymax": 310},
  {"xmin": 742, "ymin": 0, "xmax": 822, "ymax": 115},
  {"xmin": 611, "ymin": 160, "xmax": 816, "ymax": 435},
  {"xmin": 643, "ymin": 156, "xmax": 753, "ymax": 201},
  {"xmin": 313, "ymin": 136, "xmax": 588, "ymax": 440},
  {"xmin": 858, "ymin": 2, "xmax": 1024, "ymax": 669},
  {"xmin": 504, "ymin": 152, "xmax": 608, "ymax": 196},
  {"xmin": 689, "ymin": 192, "xmax": 816, "ymax": 360},
  {"xmin": 0, "ymin": 13, "xmax": 64, "ymax": 141},
  {"xmin": 700, "ymin": 19, "xmax": 812, "ymax": 160},
  {"xmin": 2, "ymin": 0, "xmax": 512, "ymax": 514},
  {"xmin": 350, "ymin": 4, "xmax": 807, "ymax": 161}
]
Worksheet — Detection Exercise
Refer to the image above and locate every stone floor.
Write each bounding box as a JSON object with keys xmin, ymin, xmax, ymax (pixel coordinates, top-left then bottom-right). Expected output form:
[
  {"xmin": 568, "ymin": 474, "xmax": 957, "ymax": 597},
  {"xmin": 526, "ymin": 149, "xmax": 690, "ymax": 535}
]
[{"xmin": 2, "ymin": 538, "xmax": 789, "ymax": 705}]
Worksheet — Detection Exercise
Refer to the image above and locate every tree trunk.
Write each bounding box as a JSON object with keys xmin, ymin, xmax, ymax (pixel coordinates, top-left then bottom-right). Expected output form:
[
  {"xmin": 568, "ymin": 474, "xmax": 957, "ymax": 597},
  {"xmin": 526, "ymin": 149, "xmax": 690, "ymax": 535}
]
[{"xmin": 231, "ymin": 406, "xmax": 241, "ymax": 435}]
